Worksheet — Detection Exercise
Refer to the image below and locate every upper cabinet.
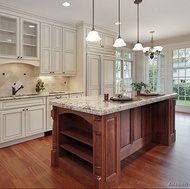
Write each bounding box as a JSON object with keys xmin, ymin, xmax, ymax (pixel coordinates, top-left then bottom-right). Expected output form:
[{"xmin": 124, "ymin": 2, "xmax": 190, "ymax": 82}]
[
  {"xmin": 0, "ymin": 13, "xmax": 40, "ymax": 65},
  {"xmin": 63, "ymin": 29, "xmax": 76, "ymax": 75},
  {"xmin": 86, "ymin": 28, "xmax": 116, "ymax": 55},
  {"xmin": 41, "ymin": 23, "xmax": 76, "ymax": 76},
  {"xmin": 41, "ymin": 23, "xmax": 63, "ymax": 74},
  {"xmin": 21, "ymin": 18, "xmax": 39, "ymax": 60}
]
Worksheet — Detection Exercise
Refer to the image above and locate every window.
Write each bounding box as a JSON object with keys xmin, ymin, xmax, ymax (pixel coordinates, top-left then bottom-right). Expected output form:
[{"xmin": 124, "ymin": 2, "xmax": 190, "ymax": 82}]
[
  {"xmin": 115, "ymin": 50, "xmax": 132, "ymax": 93},
  {"xmin": 172, "ymin": 48, "xmax": 190, "ymax": 106},
  {"xmin": 145, "ymin": 54, "xmax": 165, "ymax": 93}
]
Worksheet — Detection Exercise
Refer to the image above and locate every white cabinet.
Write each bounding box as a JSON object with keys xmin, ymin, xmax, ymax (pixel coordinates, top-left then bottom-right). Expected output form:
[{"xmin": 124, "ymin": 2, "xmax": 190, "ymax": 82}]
[
  {"xmin": 70, "ymin": 92, "xmax": 83, "ymax": 98},
  {"xmin": 0, "ymin": 108, "xmax": 25, "ymax": 142},
  {"xmin": 87, "ymin": 54, "xmax": 115, "ymax": 96},
  {"xmin": 46, "ymin": 94, "xmax": 69, "ymax": 131},
  {"xmin": 0, "ymin": 97, "xmax": 46, "ymax": 147},
  {"xmin": 46, "ymin": 92, "xmax": 83, "ymax": 131},
  {"xmin": 63, "ymin": 29, "xmax": 76, "ymax": 75},
  {"xmin": 0, "ymin": 13, "xmax": 40, "ymax": 64},
  {"xmin": 41, "ymin": 24, "xmax": 77, "ymax": 76},
  {"xmin": 25, "ymin": 105, "xmax": 46, "ymax": 136},
  {"xmin": 86, "ymin": 29, "xmax": 115, "ymax": 49},
  {"xmin": 41, "ymin": 23, "xmax": 63, "ymax": 74}
]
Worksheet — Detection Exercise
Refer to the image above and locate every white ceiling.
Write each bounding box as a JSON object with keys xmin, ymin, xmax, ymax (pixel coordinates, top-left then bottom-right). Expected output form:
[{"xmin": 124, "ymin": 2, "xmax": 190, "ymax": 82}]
[{"xmin": 1, "ymin": 0, "xmax": 190, "ymax": 44}]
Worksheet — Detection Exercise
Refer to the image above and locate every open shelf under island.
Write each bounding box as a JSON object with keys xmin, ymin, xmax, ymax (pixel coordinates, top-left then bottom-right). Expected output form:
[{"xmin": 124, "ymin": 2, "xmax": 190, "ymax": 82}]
[{"xmin": 50, "ymin": 93, "xmax": 177, "ymax": 188}]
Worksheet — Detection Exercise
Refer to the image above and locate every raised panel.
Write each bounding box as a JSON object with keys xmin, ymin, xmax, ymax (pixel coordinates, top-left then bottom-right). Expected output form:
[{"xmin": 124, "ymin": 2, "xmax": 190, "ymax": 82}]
[
  {"xmin": 142, "ymin": 104, "xmax": 152, "ymax": 137},
  {"xmin": 131, "ymin": 107, "xmax": 142, "ymax": 141},
  {"xmin": 53, "ymin": 26, "xmax": 62, "ymax": 50},
  {"xmin": 26, "ymin": 105, "xmax": 46, "ymax": 136},
  {"xmin": 41, "ymin": 49, "xmax": 51, "ymax": 73},
  {"xmin": 102, "ymin": 34, "xmax": 115, "ymax": 48},
  {"xmin": 105, "ymin": 117, "xmax": 117, "ymax": 177},
  {"xmin": 102, "ymin": 57, "xmax": 115, "ymax": 86},
  {"xmin": 87, "ymin": 55, "xmax": 101, "ymax": 95},
  {"xmin": 0, "ymin": 109, "xmax": 24, "ymax": 142},
  {"xmin": 41, "ymin": 24, "xmax": 51, "ymax": 48},
  {"xmin": 120, "ymin": 110, "xmax": 131, "ymax": 147},
  {"xmin": 63, "ymin": 52, "xmax": 76, "ymax": 73},
  {"xmin": 64, "ymin": 30, "xmax": 76, "ymax": 51},
  {"xmin": 52, "ymin": 50, "xmax": 62, "ymax": 73}
]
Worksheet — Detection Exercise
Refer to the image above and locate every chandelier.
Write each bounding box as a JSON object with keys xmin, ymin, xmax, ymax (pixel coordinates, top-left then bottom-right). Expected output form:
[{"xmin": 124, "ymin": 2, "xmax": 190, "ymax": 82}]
[{"xmin": 143, "ymin": 31, "xmax": 163, "ymax": 59}]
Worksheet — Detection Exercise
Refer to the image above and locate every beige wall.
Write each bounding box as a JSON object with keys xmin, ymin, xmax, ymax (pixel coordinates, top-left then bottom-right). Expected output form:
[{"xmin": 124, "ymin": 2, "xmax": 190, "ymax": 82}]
[{"xmin": 0, "ymin": 63, "xmax": 69, "ymax": 96}]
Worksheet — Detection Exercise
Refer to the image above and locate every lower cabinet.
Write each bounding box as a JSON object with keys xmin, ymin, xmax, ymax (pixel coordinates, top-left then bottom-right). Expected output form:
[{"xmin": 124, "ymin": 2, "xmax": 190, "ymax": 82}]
[
  {"xmin": 0, "ymin": 97, "xmax": 46, "ymax": 147},
  {"xmin": 46, "ymin": 94, "xmax": 69, "ymax": 131},
  {"xmin": 47, "ymin": 92, "xmax": 84, "ymax": 131}
]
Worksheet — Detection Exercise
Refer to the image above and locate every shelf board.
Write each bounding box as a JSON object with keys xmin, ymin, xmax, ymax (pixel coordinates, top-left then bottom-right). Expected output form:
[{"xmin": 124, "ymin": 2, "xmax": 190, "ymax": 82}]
[
  {"xmin": 23, "ymin": 33, "xmax": 37, "ymax": 37},
  {"xmin": 59, "ymin": 155, "xmax": 94, "ymax": 188},
  {"xmin": 0, "ymin": 40, "xmax": 16, "ymax": 44},
  {"xmin": 23, "ymin": 43, "xmax": 37, "ymax": 47},
  {"xmin": 60, "ymin": 143, "xmax": 93, "ymax": 164},
  {"xmin": 0, "ymin": 29, "xmax": 16, "ymax": 34},
  {"xmin": 61, "ymin": 128, "xmax": 93, "ymax": 146}
]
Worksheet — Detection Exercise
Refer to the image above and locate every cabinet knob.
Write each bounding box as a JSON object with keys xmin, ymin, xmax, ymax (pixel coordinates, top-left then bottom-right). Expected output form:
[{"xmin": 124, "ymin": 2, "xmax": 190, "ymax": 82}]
[
  {"xmin": 17, "ymin": 56, "xmax": 19, "ymax": 58},
  {"xmin": 20, "ymin": 57, "xmax": 23, "ymax": 59},
  {"xmin": 63, "ymin": 72, "xmax": 65, "ymax": 74}
]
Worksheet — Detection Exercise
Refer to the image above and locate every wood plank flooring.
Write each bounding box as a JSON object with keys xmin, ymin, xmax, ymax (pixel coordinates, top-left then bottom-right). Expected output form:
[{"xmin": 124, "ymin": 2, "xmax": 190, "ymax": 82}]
[{"xmin": 0, "ymin": 112, "xmax": 190, "ymax": 188}]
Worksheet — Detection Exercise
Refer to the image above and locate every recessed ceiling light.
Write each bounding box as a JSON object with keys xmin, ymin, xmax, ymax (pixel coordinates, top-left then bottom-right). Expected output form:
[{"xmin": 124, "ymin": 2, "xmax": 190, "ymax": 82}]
[
  {"xmin": 62, "ymin": 2, "xmax": 70, "ymax": 7},
  {"xmin": 115, "ymin": 22, "xmax": 121, "ymax": 25}
]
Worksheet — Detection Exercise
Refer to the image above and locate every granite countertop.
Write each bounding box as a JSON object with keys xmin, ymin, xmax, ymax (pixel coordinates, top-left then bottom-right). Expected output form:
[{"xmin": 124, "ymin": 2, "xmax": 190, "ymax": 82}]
[
  {"xmin": 0, "ymin": 91, "xmax": 83, "ymax": 101},
  {"xmin": 50, "ymin": 93, "xmax": 178, "ymax": 116}
]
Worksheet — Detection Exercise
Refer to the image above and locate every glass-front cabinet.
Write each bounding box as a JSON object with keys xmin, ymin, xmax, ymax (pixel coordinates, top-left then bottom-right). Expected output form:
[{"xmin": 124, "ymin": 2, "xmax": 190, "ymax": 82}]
[
  {"xmin": 21, "ymin": 19, "xmax": 39, "ymax": 59},
  {"xmin": 0, "ymin": 14, "xmax": 18, "ymax": 57},
  {"xmin": 0, "ymin": 13, "xmax": 39, "ymax": 61}
]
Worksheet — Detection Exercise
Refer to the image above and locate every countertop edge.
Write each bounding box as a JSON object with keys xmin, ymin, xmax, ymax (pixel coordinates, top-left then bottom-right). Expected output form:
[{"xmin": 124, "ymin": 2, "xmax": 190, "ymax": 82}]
[{"xmin": 50, "ymin": 93, "xmax": 178, "ymax": 116}]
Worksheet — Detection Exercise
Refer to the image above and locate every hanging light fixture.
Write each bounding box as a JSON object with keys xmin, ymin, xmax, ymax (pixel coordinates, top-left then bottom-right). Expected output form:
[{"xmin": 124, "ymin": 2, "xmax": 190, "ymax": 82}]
[
  {"xmin": 132, "ymin": 0, "xmax": 143, "ymax": 51},
  {"xmin": 143, "ymin": 31, "xmax": 163, "ymax": 59},
  {"xmin": 86, "ymin": 0, "xmax": 101, "ymax": 41},
  {"xmin": 113, "ymin": 0, "xmax": 126, "ymax": 47}
]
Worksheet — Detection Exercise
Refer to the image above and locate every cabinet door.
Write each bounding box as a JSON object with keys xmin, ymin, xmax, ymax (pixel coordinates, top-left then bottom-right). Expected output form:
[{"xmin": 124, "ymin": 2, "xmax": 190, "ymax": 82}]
[
  {"xmin": 102, "ymin": 56, "xmax": 116, "ymax": 96},
  {"xmin": 102, "ymin": 33, "xmax": 115, "ymax": 49},
  {"xmin": 46, "ymin": 95, "xmax": 69, "ymax": 131},
  {"xmin": 70, "ymin": 93, "xmax": 83, "ymax": 98},
  {"xmin": 52, "ymin": 26, "xmax": 62, "ymax": 73},
  {"xmin": 0, "ymin": 13, "xmax": 19, "ymax": 58},
  {"xmin": 87, "ymin": 54, "xmax": 101, "ymax": 96},
  {"xmin": 20, "ymin": 18, "xmax": 39, "ymax": 60},
  {"xmin": 25, "ymin": 105, "xmax": 46, "ymax": 136},
  {"xmin": 63, "ymin": 29, "xmax": 76, "ymax": 75},
  {"xmin": 0, "ymin": 108, "xmax": 25, "ymax": 143},
  {"xmin": 41, "ymin": 23, "xmax": 51, "ymax": 73}
]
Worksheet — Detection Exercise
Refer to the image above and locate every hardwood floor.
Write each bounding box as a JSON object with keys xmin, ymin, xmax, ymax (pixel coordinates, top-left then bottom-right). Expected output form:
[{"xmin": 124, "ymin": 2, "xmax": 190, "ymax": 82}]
[{"xmin": 0, "ymin": 112, "xmax": 190, "ymax": 188}]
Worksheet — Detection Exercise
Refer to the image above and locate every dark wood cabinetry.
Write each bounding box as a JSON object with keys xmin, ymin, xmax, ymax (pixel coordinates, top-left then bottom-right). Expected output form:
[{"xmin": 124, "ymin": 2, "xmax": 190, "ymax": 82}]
[{"xmin": 51, "ymin": 98, "xmax": 176, "ymax": 188}]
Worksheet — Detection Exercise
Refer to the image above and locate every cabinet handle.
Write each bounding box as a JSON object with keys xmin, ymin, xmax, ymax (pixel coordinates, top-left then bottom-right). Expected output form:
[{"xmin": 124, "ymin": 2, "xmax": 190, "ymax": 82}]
[
  {"xmin": 23, "ymin": 109, "xmax": 25, "ymax": 111},
  {"xmin": 17, "ymin": 56, "xmax": 19, "ymax": 58},
  {"xmin": 56, "ymin": 95, "xmax": 62, "ymax": 99},
  {"xmin": 26, "ymin": 109, "xmax": 28, "ymax": 111},
  {"xmin": 20, "ymin": 57, "xmax": 23, "ymax": 59}
]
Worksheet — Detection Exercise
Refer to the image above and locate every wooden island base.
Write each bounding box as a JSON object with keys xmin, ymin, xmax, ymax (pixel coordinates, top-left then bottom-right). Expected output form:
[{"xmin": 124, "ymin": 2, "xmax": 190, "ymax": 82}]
[{"xmin": 51, "ymin": 98, "xmax": 176, "ymax": 188}]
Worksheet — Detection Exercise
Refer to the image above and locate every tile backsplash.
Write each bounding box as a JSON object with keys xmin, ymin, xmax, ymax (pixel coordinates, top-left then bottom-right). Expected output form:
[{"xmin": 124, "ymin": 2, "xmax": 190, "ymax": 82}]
[{"xmin": 0, "ymin": 63, "xmax": 69, "ymax": 96}]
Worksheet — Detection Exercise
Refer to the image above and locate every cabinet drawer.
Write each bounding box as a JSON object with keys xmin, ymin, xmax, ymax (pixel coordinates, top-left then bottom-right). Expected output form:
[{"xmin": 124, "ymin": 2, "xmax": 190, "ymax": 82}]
[{"xmin": 0, "ymin": 97, "xmax": 46, "ymax": 110}]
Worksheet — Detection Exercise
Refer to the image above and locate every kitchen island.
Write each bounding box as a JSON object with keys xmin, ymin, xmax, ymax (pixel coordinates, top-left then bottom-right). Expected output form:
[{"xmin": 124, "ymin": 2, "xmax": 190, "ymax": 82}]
[{"xmin": 50, "ymin": 93, "xmax": 177, "ymax": 188}]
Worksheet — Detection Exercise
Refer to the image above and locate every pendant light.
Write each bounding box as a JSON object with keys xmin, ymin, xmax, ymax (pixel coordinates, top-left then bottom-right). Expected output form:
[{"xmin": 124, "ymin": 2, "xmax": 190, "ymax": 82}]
[
  {"xmin": 113, "ymin": 0, "xmax": 126, "ymax": 47},
  {"xmin": 132, "ymin": 0, "xmax": 143, "ymax": 51},
  {"xmin": 86, "ymin": 0, "xmax": 101, "ymax": 41}
]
